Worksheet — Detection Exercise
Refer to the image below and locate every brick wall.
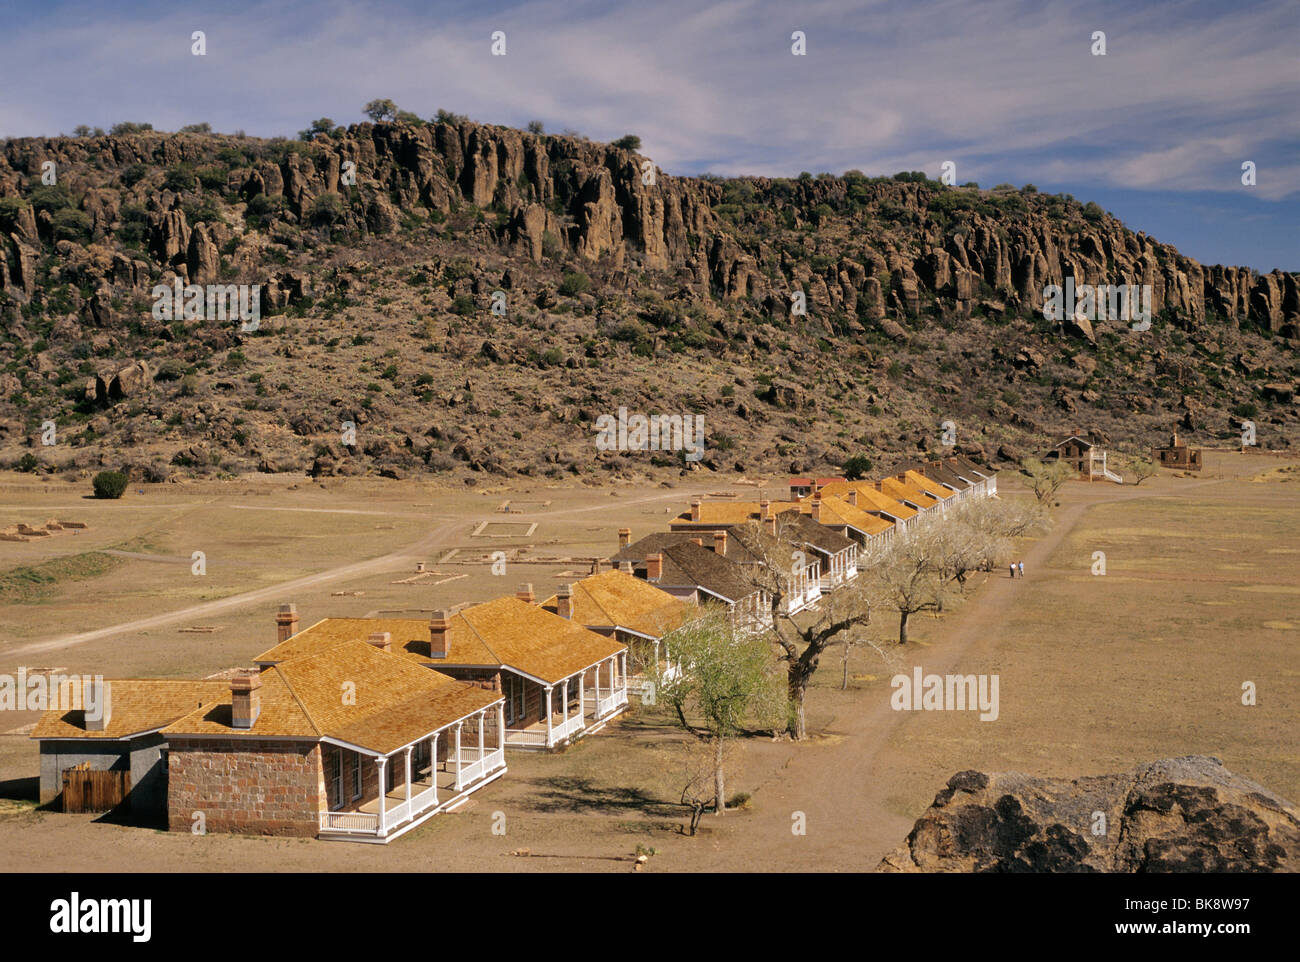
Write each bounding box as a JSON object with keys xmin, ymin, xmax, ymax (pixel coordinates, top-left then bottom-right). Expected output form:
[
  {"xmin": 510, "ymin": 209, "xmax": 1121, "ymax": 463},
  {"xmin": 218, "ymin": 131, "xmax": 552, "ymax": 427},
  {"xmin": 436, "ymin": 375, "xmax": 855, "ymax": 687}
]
[{"xmin": 167, "ymin": 738, "xmax": 324, "ymax": 837}]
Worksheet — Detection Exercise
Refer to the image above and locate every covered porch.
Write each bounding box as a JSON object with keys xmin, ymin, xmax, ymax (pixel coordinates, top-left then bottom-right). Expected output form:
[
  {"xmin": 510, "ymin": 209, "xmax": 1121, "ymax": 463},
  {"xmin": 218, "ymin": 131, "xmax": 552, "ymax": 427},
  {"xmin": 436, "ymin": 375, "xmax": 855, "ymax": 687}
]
[
  {"xmin": 504, "ymin": 652, "xmax": 628, "ymax": 750},
  {"xmin": 626, "ymin": 633, "xmax": 682, "ymax": 700},
  {"xmin": 318, "ymin": 702, "xmax": 507, "ymax": 843}
]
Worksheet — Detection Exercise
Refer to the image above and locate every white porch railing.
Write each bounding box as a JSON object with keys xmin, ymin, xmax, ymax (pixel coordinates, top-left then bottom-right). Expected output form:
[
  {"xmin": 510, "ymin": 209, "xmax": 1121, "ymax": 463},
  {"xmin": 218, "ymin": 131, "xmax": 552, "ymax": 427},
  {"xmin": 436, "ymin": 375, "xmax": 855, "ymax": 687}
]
[
  {"xmin": 505, "ymin": 727, "xmax": 548, "ymax": 748},
  {"xmin": 455, "ymin": 745, "xmax": 505, "ymax": 791},
  {"xmin": 554, "ymin": 712, "xmax": 585, "ymax": 742},
  {"xmin": 596, "ymin": 687, "xmax": 628, "ymax": 718},
  {"xmin": 320, "ymin": 810, "xmax": 380, "ymax": 834}
]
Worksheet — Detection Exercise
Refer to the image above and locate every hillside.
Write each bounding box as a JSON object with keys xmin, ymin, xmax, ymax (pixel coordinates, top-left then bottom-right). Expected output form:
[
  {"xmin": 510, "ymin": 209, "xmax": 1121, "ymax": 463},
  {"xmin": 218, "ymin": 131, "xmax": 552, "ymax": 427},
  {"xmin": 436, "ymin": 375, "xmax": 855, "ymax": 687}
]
[{"xmin": 0, "ymin": 118, "xmax": 1297, "ymax": 484}]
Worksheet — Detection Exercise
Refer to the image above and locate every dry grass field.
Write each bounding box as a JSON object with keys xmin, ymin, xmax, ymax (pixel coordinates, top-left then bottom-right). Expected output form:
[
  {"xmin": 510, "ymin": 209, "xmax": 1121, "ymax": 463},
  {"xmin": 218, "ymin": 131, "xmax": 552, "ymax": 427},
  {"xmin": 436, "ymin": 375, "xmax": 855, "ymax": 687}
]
[{"xmin": 0, "ymin": 450, "xmax": 1295, "ymax": 871}]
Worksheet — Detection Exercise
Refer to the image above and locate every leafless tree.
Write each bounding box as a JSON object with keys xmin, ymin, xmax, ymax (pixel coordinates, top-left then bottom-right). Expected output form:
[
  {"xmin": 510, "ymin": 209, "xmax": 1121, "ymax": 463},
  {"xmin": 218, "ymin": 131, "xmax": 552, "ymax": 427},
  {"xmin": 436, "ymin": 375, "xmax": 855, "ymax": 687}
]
[{"xmin": 1021, "ymin": 457, "xmax": 1076, "ymax": 502}]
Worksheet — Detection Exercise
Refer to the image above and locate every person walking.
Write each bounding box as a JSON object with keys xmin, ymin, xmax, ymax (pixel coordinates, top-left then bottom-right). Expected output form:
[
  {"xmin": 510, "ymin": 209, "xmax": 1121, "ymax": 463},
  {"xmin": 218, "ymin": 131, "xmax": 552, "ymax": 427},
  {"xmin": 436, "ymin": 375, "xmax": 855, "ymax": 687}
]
[
  {"xmin": 1009, "ymin": 563, "xmax": 1016, "ymax": 579},
  {"xmin": 1018, "ymin": 561, "xmax": 1025, "ymax": 578}
]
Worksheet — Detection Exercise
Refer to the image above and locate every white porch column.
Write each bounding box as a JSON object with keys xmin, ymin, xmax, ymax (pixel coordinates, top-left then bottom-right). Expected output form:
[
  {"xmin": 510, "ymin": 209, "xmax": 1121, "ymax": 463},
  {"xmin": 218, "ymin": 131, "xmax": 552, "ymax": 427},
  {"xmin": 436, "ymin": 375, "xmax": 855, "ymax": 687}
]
[
  {"xmin": 594, "ymin": 659, "xmax": 602, "ymax": 703},
  {"xmin": 454, "ymin": 721, "xmax": 463, "ymax": 790},
  {"xmin": 561, "ymin": 679, "xmax": 570, "ymax": 732},
  {"xmin": 496, "ymin": 702, "xmax": 505, "ymax": 756},
  {"xmin": 375, "ymin": 756, "xmax": 387, "ymax": 833},
  {"xmin": 477, "ymin": 709, "xmax": 485, "ymax": 763},
  {"xmin": 619, "ymin": 651, "xmax": 627, "ymax": 690},
  {"xmin": 652, "ymin": 642, "xmax": 660, "ymax": 678},
  {"xmin": 578, "ymin": 669, "xmax": 586, "ymax": 719},
  {"xmin": 430, "ymin": 733, "xmax": 439, "ymax": 804},
  {"xmin": 544, "ymin": 685, "xmax": 554, "ymax": 745},
  {"xmin": 404, "ymin": 745, "xmax": 412, "ymax": 807}
]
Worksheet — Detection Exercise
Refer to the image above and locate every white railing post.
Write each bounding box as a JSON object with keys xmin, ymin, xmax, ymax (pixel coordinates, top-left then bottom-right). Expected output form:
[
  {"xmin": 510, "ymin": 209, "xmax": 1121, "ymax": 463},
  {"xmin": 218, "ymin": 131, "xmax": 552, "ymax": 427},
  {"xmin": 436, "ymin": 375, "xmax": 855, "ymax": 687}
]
[
  {"xmin": 454, "ymin": 721, "xmax": 463, "ymax": 791},
  {"xmin": 545, "ymin": 685, "xmax": 553, "ymax": 746},
  {"xmin": 430, "ymin": 732, "xmax": 439, "ymax": 805}
]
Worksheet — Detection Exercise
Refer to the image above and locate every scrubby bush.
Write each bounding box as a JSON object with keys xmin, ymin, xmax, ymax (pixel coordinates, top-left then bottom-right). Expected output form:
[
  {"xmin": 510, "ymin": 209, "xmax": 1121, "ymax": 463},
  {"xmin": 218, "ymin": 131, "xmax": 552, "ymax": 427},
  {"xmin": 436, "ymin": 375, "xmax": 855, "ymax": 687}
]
[
  {"xmin": 92, "ymin": 470, "xmax": 128, "ymax": 499},
  {"xmin": 842, "ymin": 454, "xmax": 874, "ymax": 480},
  {"xmin": 559, "ymin": 272, "xmax": 591, "ymax": 297}
]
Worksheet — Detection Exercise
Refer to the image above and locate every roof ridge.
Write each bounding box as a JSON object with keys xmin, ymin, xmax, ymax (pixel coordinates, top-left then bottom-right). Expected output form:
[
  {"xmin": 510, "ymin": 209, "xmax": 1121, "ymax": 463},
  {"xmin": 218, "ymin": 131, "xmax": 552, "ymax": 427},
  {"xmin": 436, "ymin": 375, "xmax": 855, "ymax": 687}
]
[
  {"xmin": 274, "ymin": 664, "xmax": 323, "ymax": 737},
  {"xmin": 457, "ymin": 603, "xmax": 501, "ymax": 664},
  {"xmin": 578, "ymin": 580, "xmax": 619, "ymax": 626}
]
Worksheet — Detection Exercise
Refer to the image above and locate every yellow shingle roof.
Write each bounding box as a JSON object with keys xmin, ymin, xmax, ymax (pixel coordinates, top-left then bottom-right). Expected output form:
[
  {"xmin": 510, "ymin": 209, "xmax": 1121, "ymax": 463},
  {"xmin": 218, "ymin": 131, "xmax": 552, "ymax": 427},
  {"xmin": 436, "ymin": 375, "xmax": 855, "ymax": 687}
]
[
  {"xmin": 671, "ymin": 500, "xmax": 801, "ymax": 526},
  {"xmin": 31, "ymin": 679, "xmax": 230, "ymax": 740},
  {"xmin": 809, "ymin": 496, "xmax": 895, "ymax": 536},
  {"xmin": 879, "ymin": 476, "xmax": 940, "ymax": 509},
  {"xmin": 164, "ymin": 641, "xmax": 499, "ymax": 754},
  {"xmin": 816, "ymin": 481, "xmax": 919, "ymax": 521},
  {"xmin": 259, "ymin": 598, "xmax": 624, "ymax": 686},
  {"xmin": 540, "ymin": 569, "xmax": 693, "ymax": 638},
  {"xmin": 902, "ymin": 469, "xmax": 956, "ymax": 501}
]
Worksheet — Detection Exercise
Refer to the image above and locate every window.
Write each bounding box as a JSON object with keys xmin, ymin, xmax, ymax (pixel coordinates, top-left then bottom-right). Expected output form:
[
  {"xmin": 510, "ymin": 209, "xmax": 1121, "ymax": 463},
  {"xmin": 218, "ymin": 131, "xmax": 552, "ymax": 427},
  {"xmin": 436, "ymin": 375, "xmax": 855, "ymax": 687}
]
[
  {"xmin": 351, "ymin": 753, "xmax": 362, "ymax": 800},
  {"xmin": 159, "ymin": 749, "xmax": 169, "ymax": 776},
  {"xmin": 504, "ymin": 675, "xmax": 526, "ymax": 725},
  {"xmin": 328, "ymin": 750, "xmax": 343, "ymax": 810}
]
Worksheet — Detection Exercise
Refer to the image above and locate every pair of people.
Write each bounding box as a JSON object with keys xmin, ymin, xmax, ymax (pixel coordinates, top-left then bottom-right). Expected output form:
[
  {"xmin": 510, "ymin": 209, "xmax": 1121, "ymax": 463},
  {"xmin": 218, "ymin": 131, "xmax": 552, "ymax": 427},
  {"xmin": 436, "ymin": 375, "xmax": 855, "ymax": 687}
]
[{"xmin": 1009, "ymin": 561, "xmax": 1025, "ymax": 579}]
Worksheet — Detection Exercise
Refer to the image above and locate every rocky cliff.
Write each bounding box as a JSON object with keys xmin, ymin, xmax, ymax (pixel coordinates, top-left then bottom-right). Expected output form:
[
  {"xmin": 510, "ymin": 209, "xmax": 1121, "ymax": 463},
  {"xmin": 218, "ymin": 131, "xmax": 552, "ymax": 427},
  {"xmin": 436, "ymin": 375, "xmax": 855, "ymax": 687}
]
[
  {"xmin": 0, "ymin": 119, "xmax": 1296, "ymax": 481},
  {"xmin": 878, "ymin": 756, "xmax": 1300, "ymax": 872}
]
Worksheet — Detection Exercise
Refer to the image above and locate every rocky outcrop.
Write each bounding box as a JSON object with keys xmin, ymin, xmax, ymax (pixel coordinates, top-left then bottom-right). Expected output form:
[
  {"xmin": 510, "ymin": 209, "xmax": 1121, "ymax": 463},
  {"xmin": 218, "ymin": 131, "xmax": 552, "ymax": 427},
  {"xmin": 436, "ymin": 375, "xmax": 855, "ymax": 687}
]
[{"xmin": 879, "ymin": 756, "xmax": 1299, "ymax": 873}]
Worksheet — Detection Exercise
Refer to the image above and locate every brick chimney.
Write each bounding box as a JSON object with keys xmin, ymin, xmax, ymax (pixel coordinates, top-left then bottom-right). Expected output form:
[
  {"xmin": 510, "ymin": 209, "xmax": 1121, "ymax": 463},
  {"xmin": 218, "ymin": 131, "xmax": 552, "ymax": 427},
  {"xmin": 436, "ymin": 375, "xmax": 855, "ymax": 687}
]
[
  {"xmin": 619, "ymin": 561, "xmax": 634, "ymax": 574},
  {"xmin": 690, "ymin": 499, "xmax": 702, "ymax": 522},
  {"xmin": 429, "ymin": 610, "xmax": 451, "ymax": 659},
  {"xmin": 766, "ymin": 516, "xmax": 777, "ymax": 536},
  {"xmin": 713, "ymin": 530, "xmax": 727, "ymax": 556},
  {"xmin": 760, "ymin": 500, "xmax": 772, "ymax": 522},
  {"xmin": 83, "ymin": 678, "xmax": 111, "ymax": 732},
  {"xmin": 646, "ymin": 553, "xmax": 663, "ymax": 581},
  {"xmin": 230, "ymin": 672, "xmax": 261, "ymax": 730},
  {"xmin": 516, "ymin": 583, "xmax": 535, "ymax": 604},
  {"xmin": 810, "ymin": 497, "xmax": 823, "ymax": 523},
  {"xmin": 846, "ymin": 489, "xmax": 858, "ymax": 507},
  {"xmin": 367, "ymin": 631, "xmax": 391, "ymax": 653},
  {"xmin": 556, "ymin": 584, "xmax": 573, "ymax": 619},
  {"xmin": 617, "ymin": 527, "xmax": 631, "ymax": 549},
  {"xmin": 275, "ymin": 603, "xmax": 299, "ymax": 642}
]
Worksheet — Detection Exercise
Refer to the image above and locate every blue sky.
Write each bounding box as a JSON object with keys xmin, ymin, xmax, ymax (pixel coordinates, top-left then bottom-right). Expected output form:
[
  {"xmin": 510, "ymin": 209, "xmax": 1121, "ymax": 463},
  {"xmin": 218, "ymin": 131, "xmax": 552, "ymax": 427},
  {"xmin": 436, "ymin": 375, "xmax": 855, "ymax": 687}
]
[{"xmin": 1, "ymin": 0, "xmax": 1295, "ymax": 271}]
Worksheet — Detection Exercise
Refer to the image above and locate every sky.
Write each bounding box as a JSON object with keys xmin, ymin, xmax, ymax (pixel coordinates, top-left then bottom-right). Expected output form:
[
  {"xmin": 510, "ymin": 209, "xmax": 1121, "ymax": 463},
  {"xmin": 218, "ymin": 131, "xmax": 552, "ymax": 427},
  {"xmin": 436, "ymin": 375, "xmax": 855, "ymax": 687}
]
[{"xmin": 0, "ymin": 0, "xmax": 1295, "ymax": 271}]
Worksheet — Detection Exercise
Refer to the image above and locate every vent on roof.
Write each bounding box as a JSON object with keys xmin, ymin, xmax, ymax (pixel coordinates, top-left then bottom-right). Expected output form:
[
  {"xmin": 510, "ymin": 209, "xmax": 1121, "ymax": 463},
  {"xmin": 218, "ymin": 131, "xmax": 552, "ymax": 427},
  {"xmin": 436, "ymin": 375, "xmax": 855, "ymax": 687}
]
[
  {"xmin": 556, "ymin": 583, "xmax": 573, "ymax": 619},
  {"xmin": 367, "ymin": 631, "xmax": 392, "ymax": 653},
  {"xmin": 516, "ymin": 583, "xmax": 535, "ymax": 604}
]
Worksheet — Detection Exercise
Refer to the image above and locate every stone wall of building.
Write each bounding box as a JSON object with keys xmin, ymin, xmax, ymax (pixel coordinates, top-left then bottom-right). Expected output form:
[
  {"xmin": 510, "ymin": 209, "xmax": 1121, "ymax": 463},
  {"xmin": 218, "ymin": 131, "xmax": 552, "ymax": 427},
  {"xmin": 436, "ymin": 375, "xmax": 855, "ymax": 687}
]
[{"xmin": 166, "ymin": 738, "xmax": 324, "ymax": 837}]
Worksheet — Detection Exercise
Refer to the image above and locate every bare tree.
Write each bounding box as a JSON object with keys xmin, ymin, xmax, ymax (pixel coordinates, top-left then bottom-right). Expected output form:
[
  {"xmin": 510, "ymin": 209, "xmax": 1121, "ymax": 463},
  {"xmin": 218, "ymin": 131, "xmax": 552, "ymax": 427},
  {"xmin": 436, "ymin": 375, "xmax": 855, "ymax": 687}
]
[
  {"xmin": 1021, "ymin": 457, "xmax": 1076, "ymax": 502},
  {"xmin": 657, "ymin": 605, "xmax": 784, "ymax": 815},
  {"xmin": 866, "ymin": 526, "xmax": 952, "ymax": 645},
  {"xmin": 728, "ymin": 518, "xmax": 875, "ymax": 740}
]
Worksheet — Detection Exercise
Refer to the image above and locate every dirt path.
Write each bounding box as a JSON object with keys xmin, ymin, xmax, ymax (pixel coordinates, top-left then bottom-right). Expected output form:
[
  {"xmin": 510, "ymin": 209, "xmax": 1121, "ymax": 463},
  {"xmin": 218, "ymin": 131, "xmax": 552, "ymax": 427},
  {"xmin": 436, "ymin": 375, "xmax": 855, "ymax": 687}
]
[{"xmin": 7, "ymin": 490, "xmax": 687, "ymax": 659}]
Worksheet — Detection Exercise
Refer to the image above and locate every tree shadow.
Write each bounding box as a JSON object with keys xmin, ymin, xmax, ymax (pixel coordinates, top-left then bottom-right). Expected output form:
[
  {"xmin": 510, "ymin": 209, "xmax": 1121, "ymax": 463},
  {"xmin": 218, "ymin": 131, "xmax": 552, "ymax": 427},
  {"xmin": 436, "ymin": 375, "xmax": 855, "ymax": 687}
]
[{"xmin": 523, "ymin": 775, "xmax": 681, "ymax": 818}]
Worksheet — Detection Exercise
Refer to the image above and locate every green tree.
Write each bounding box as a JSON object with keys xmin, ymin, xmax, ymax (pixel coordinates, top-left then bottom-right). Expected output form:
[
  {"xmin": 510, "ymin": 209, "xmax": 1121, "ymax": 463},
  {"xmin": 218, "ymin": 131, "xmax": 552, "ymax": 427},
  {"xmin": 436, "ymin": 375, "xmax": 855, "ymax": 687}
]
[
  {"xmin": 298, "ymin": 117, "xmax": 337, "ymax": 141},
  {"xmin": 363, "ymin": 99, "xmax": 398, "ymax": 123},
  {"xmin": 612, "ymin": 134, "xmax": 641, "ymax": 151},
  {"xmin": 842, "ymin": 454, "xmax": 873, "ymax": 480},
  {"xmin": 658, "ymin": 605, "xmax": 785, "ymax": 814},
  {"xmin": 92, "ymin": 470, "xmax": 128, "ymax": 499}
]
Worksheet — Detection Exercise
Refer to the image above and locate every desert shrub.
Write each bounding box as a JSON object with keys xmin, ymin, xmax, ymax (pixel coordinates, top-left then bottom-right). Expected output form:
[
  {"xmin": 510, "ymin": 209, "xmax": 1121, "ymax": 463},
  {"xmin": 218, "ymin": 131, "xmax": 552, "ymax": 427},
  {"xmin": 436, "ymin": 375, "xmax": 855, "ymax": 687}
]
[
  {"xmin": 163, "ymin": 164, "xmax": 197, "ymax": 192},
  {"xmin": 308, "ymin": 192, "xmax": 345, "ymax": 226},
  {"xmin": 50, "ymin": 208, "xmax": 92, "ymax": 242},
  {"xmin": 559, "ymin": 272, "xmax": 591, "ymax": 297},
  {"xmin": 611, "ymin": 134, "xmax": 641, "ymax": 151},
  {"xmin": 16, "ymin": 452, "xmax": 40, "ymax": 473},
  {"xmin": 92, "ymin": 470, "xmax": 128, "ymax": 499}
]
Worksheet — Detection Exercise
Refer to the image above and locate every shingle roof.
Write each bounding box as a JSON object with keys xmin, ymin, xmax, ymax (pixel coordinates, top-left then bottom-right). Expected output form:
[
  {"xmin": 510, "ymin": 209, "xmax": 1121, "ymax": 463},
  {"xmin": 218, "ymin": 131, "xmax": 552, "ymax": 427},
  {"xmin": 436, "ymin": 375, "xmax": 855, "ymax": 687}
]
[
  {"xmin": 815, "ymin": 481, "xmax": 919, "ymax": 521},
  {"xmin": 613, "ymin": 530, "xmax": 762, "ymax": 566},
  {"xmin": 879, "ymin": 476, "xmax": 940, "ymax": 509},
  {"xmin": 948, "ymin": 454, "xmax": 996, "ymax": 478},
  {"xmin": 809, "ymin": 495, "xmax": 896, "ymax": 537},
  {"xmin": 31, "ymin": 679, "xmax": 231, "ymax": 741},
  {"xmin": 900, "ymin": 469, "xmax": 957, "ymax": 501},
  {"xmin": 649, "ymin": 540, "xmax": 758, "ymax": 604},
  {"xmin": 781, "ymin": 511, "xmax": 857, "ymax": 553},
  {"xmin": 258, "ymin": 600, "xmax": 625, "ymax": 686},
  {"xmin": 668, "ymin": 500, "xmax": 801, "ymax": 527},
  {"xmin": 163, "ymin": 641, "xmax": 500, "ymax": 754},
  {"xmin": 539, "ymin": 569, "xmax": 692, "ymax": 639}
]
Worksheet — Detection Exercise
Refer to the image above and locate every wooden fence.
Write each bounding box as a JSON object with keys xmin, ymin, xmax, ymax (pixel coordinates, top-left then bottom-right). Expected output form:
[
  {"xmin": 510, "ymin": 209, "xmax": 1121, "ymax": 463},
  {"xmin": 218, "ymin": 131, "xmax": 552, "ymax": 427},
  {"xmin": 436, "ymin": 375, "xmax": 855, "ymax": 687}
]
[{"xmin": 61, "ymin": 762, "xmax": 130, "ymax": 813}]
